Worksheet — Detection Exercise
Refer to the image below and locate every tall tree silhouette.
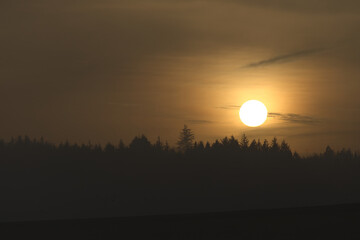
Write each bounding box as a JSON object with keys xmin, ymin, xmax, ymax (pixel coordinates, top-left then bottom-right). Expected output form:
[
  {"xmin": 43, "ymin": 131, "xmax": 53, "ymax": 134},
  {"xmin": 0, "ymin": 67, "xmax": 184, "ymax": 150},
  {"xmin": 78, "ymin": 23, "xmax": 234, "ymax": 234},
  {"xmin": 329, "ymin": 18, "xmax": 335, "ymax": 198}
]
[
  {"xmin": 270, "ymin": 137, "xmax": 280, "ymax": 152},
  {"xmin": 240, "ymin": 134, "xmax": 249, "ymax": 151},
  {"xmin": 154, "ymin": 136, "xmax": 163, "ymax": 153},
  {"xmin": 117, "ymin": 140, "xmax": 126, "ymax": 152},
  {"xmin": 177, "ymin": 125, "xmax": 194, "ymax": 152},
  {"xmin": 196, "ymin": 141, "xmax": 205, "ymax": 152},
  {"xmin": 324, "ymin": 145, "xmax": 335, "ymax": 160},
  {"xmin": 262, "ymin": 139, "xmax": 270, "ymax": 152},
  {"xmin": 249, "ymin": 139, "xmax": 258, "ymax": 152},
  {"xmin": 280, "ymin": 140, "xmax": 292, "ymax": 158},
  {"xmin": 129, "ymin": 135, "xmax": 152, "ymax": 153},
  {"xmin": 104, "ymin": 143, "xmax": 115, "ymax": 153}
]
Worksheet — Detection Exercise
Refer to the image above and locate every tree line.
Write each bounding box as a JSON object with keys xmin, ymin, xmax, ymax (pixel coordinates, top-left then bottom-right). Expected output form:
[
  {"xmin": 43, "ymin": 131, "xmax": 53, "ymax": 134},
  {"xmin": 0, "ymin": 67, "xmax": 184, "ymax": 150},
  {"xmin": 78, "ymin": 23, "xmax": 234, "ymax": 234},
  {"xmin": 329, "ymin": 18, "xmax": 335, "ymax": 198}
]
[
  {"xmin": 1, "ymin": 125, "xmax": 360, "ymax": 223},
  {"xmin": 0, "ymin": 125, "xmax": 357, "ymax": 161}
]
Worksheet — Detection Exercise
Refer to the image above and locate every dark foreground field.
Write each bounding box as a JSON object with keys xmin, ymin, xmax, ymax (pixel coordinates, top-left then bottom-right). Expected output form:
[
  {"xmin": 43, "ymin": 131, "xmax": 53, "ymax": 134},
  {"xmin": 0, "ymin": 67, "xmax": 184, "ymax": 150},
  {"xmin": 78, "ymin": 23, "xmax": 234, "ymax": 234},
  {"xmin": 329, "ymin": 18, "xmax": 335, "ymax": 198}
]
[{"xmin": 2, "ymin": 203, "xmax": 360, "ymax": 240}]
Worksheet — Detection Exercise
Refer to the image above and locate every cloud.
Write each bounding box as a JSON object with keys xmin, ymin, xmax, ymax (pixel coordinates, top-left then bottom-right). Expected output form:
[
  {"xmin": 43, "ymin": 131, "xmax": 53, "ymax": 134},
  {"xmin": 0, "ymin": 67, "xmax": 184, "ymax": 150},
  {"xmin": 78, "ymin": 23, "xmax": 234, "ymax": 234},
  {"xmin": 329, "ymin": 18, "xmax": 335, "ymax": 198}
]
[
  {"xmin": 215, "ymin": 105, "xmax": 241, "ymax": 110},
  {"xmin": 216, "ymin": 105, "xmax": 320, "ymax": 125},
  {"xmin": 186, "ymin": 119, "xmax": 215, "ymax": 124},
  {"xmin": 268, "ymin": 112, "xmax": 320, "ymax": 125},
  {"xmin": 241, "ymin": 48, "xmax": 327, "ymax": 68}
]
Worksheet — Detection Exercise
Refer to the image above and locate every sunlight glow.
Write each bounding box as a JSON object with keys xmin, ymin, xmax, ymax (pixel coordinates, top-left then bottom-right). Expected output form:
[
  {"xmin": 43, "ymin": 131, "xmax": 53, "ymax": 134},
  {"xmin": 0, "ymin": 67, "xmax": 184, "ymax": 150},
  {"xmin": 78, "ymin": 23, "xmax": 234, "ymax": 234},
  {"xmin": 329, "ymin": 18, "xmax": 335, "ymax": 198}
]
[{"xmin": 239, "ymin": 100, "xmax": 267, "ymax": 127}]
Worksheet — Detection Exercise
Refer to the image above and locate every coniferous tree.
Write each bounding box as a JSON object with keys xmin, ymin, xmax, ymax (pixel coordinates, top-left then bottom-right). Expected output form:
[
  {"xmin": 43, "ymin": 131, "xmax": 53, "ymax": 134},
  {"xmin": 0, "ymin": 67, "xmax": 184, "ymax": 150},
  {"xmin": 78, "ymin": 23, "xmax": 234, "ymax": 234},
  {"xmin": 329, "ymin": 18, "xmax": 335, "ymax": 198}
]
[
  {"xmin": 129, "ymin": 135, "xmax": 152, "ymax": 152},
  {"xmin": 105, "ymin": 143, "xmax": 115, "ymax": 153},
  {"xmin": 221, "ymin": 137, "xmax": 229, "ymax": 146},
  {"xmin": 164, "ymin": 141, "xmax": 170, "ymax": 152},
  {"xmin": 270, "ymin": 137, "xmax": 280, "ymax": 152},
  {"xmin": 240, "ymin": 134, "xmax": 249, "ymax": 151},
  {"xmin": 249, "ymin": 139, "xmax": 258, "ymax": 152},
  {"xmin": 117, "ymin": 140, "xmax": 125, "ymax": 152},
  {"xmin": 205, "ymin": 142, "xmax": 211, "ymax": 152},
  {"xmin": 293, "ymin": 151, "xmax": 301, "ymax": 160},
  {"xmin": 262, "ymin": 139, "xmax": 269, "ymax": 152},
  {"xmin": 229, "ymin": 136, "xmax": 239, "ymax": 151},
  {"xmin": 280, "ymin": 140, "xmax": 292, "ymax": 157},
  {"xmin": 197, "ymin": 141, "xmax": 205, "ymax": 152},
  {"xmin": 177, "ymin": 125, "xmax": 195, "ymax": 152},
  {"xmin": 212, "ymin": 139, "xmax": 221, "ymax": 151},
  {"xmin": 324, "ymin": 145, "xmax": 335, "ymax": 159},
  {"xmin": 256, "ymin": 139, "xmax": 262, "ymax": 152},
  {"xmin": 154, "ymin": 136, "xmax": 163, "ymax": 152}
]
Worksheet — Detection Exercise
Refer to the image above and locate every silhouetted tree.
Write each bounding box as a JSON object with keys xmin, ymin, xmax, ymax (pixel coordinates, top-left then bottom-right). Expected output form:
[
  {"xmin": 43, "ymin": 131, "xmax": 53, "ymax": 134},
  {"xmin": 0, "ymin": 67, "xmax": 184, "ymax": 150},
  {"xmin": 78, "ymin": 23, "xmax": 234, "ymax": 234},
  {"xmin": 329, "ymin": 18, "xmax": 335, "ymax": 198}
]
[
  {"xmin": 324, "ymin": 145, "xmax": 335, "ymax": 160},
  {"xmin": 256, "ymin": 139, "xmax": 262, "ymax": 151},
  {"xmin": 293, "ymin": 151, "xmax": 301, "ymax": 160},
  {"xmin": 205, "ymin": 141, "xmax": 211, "ymax": 152},
  {"xmin": 129, "ymin": 135, "xmax": 152, "ymax": 153},
  {"xmin": 249, "ymin": 139, "xmax": 258, "ymax": 152},
  {"xmin": 270, "ymin": 137, "xmax": 280, "ymax": 152},
  {"xmin": 262, "ymin": 139, "xmax": 270, "ymax": 152},
  {"xmin": 177, "ymin": 125, "xmax": 194, "ymax": 152},
  {"xmin": 105, "ymin": 143, "xmax": 115, "ymax": 153},
  {"xmin": 117, "ymin": 140, "xmax": 125, "ymax": 152},
  {"xmin": 93, "ymin": 144, "xmax": 102, "ymax": 152},
  {"xmin": 212, "ymin": 139, "xmax": 221, "ymax": 151},
  {"xmin": 24, "ymin": 135, "xmax": 31, "ymax": 145},
  {"xmin": 221, "ymin": 137, "xmax": 229, "ymax": 146},
  {"xmin": 338, "ymin": 148, "xmax": 352, "ymax": 161},
  {"xmin": 280, "ymin": 140, "xmax": 292, "ymax": 158},
  {"xmin": 80, "ymin": 143, "xmax": 88, "ymax": 151},
  {"xmin": 1, "ymin": 134, "xmax": 358, "ymax": 167},
  {"xmin": 87, "ymin": 141, "xmax": 93, "ymax": 150},
  {"xmin": 240, "ymin": 134, "xmax": 249, "ymax": 151},
  {"xmin": 228, "ymin": 136, "xmax": 240, "ymax": 151},
  {"xmin": 164, "ymin": 141, "xmax": 170, "ymax": 152},
  {"xmin": 197, "ymin": 141, "xmax": 205, "ymax": 152},
  {"xmin": 154, "ymin": 136, "xmax": 163, "ymax": 152}
]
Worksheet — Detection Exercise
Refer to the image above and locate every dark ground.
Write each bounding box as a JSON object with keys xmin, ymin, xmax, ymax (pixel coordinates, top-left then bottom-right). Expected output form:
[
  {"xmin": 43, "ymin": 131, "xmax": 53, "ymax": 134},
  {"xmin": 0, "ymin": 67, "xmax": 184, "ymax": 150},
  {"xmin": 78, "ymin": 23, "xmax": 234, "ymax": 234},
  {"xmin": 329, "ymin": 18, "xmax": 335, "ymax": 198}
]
[{"xmin": 2, "ymin": 203, "xmax": 360, "ymax": 240}]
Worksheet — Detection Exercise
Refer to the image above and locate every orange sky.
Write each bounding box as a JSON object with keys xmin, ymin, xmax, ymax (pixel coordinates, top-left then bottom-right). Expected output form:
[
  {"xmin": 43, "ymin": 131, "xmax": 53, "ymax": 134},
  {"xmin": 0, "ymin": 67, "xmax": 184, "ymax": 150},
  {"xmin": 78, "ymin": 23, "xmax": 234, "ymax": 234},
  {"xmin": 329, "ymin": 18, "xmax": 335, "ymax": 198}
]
[{"xmin": 1, "ymin": 0, "xmax": 360, "ymax": 153}]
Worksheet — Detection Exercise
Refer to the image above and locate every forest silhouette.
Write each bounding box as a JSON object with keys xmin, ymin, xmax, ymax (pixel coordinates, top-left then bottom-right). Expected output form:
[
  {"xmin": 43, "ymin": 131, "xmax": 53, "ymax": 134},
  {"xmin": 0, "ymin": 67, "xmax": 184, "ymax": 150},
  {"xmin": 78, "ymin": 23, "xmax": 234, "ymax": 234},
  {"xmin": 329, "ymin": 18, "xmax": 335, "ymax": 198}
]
[
  {"xmin": 1, "ymin": 125, "xmax": 360, "ymax": 222},
  {"xmin": 0, "ymin": 125, "xmax": 356, "ymax": 161}
]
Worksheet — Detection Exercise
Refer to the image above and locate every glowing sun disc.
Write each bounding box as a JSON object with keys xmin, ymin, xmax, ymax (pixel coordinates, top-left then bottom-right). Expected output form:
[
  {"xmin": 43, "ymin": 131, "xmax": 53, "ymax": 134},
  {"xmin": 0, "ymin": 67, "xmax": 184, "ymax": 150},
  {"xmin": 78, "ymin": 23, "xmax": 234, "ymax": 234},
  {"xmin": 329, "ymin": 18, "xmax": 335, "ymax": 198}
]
[{"xmin": 239, "ymin": 100, "xmax": 267, "ymax": 127}]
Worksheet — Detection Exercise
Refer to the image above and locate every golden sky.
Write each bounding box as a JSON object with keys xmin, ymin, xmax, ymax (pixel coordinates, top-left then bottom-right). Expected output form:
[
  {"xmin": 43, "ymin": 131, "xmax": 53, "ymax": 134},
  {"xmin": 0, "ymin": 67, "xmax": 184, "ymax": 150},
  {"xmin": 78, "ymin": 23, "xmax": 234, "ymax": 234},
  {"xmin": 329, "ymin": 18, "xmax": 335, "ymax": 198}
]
[{"xmin": 1, "ymin": 0, "xmax": 360, "ymax": 153}]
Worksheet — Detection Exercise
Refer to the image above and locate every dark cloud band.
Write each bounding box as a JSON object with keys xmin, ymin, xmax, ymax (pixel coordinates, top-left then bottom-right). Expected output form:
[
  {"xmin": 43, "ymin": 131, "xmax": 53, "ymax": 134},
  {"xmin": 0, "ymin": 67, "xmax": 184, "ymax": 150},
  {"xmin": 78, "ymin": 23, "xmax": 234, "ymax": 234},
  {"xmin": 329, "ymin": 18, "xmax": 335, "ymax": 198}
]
[
  {"xmin": 268, "ymin": 112, "xmax": 320, "ymax": 125},
  {"xmin": 241, "ymin": 48, "xmax": 327, "ymax": 68}
]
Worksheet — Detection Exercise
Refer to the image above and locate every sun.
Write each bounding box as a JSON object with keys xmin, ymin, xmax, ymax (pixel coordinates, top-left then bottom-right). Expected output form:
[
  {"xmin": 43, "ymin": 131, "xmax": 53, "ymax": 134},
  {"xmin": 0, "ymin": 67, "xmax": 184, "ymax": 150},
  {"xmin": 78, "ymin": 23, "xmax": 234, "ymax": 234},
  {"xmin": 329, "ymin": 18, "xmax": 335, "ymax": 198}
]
[{"xmin": 239, "ymin": 100, "xmax": 267, "ymax": 127}]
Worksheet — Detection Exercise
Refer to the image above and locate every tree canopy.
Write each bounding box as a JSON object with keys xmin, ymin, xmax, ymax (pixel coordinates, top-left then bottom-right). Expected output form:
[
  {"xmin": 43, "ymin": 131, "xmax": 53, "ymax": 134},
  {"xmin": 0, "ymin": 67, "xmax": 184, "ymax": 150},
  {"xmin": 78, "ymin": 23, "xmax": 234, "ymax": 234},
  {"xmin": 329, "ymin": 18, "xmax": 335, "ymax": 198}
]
[{"xmin": 177, "ymin": 125, "xmax": 194, "ymax": 152}]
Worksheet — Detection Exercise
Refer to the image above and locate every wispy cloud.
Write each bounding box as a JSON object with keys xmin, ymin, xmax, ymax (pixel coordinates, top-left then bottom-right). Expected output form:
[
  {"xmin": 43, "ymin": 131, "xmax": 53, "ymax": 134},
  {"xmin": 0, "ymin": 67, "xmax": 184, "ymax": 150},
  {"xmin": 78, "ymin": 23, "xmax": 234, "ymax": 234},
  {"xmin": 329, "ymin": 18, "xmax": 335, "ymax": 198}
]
[
  {"xmin": 268, "ymin": 112, "xmax": 320, "ymax": 125},
  {"xmin": 241, "ymin": 48, "xmax": 327, "ymax": 68},
  {"xmin": 187, "ymin": 119, "xmax": 215, "ymax": 124},
  {"xmin": 215, "ymin": 105, "xmax": 240, "ymax": 110},
  {"xmin": 216, "ymin": 105, "xmax": 320, "ymax": 125}
]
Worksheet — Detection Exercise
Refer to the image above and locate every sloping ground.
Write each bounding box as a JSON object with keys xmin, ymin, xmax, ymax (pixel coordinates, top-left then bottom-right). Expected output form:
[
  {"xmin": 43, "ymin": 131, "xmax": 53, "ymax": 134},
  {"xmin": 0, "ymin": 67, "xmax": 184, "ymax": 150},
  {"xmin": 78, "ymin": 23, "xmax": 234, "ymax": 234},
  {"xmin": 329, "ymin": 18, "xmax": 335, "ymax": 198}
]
[
  {"xmin": 2, "ymin": 203, "xmax": 360, "ymax": 240},
  {"xmin": 3, "ymin": 154, "xmax": 360, "ymax": 222}
]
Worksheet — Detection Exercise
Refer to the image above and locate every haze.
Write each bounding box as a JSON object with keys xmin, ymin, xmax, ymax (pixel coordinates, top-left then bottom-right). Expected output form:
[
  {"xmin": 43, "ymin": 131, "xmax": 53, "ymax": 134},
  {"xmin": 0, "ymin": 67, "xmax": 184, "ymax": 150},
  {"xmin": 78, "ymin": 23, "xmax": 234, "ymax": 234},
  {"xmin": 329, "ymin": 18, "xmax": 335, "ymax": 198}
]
[{"xmin": 1, "ymin": 0, "xmax": 360, "ymax": 153}]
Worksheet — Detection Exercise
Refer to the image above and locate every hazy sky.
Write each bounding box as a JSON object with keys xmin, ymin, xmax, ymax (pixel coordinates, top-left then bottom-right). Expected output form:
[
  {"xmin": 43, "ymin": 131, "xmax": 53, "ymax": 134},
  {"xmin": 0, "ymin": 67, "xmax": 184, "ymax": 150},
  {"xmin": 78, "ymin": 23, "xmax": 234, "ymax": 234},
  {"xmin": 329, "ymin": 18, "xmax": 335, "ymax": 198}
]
[{"xmin": 1, "ymin": 0, "xmax": 360, "ymax": 153}]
